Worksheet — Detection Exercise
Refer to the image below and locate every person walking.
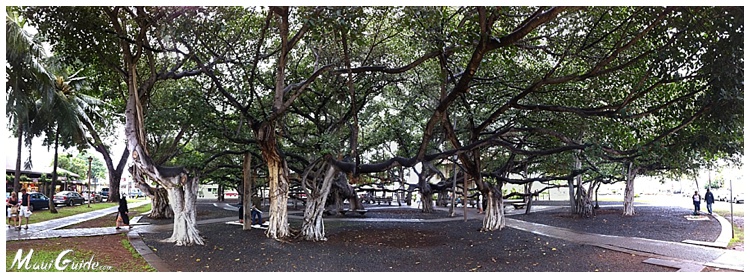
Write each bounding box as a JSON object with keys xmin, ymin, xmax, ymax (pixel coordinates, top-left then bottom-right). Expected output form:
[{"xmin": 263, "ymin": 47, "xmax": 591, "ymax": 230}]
[
  {"xmin": 116, "ymin": 195, "xmax": 132, "ymax": 230},
  {"xmin": 17, "ymin": 188, "xmax": 32, "ymax": 230},
  {"xmin": 692, "ymin": 191, "xmax": 702, "ymax": 215},
  {"xmin": 704, "ymin": 189, "xmax": 715, "ymax": 215},
  {"xmin": 251, "ymin": 195, "xmax": 263, "ymax": 228},
  {"xmin": 238, "ymin": 204, "xmax": 244, "ymax": 224},
  {"xmin": 7, "ymin": 191, "xmax": 19, "ymax": 228}
]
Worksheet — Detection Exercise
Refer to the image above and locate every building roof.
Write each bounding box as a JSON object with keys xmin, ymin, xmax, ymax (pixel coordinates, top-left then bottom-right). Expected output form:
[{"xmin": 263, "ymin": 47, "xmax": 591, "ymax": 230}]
[{"xmin": 6, "ymin": 161, "xmax": 81, "ymax": 179}]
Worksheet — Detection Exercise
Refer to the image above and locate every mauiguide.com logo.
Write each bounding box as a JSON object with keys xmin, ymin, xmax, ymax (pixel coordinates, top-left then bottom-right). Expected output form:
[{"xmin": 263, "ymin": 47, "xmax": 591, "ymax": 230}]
[{"xmin": 9, "ymin": 248, "xmax": 113, "ymax": 271}]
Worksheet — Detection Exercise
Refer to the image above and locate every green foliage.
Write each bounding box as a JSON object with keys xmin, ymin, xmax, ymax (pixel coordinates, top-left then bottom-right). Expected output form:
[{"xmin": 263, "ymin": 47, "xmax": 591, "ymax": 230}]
[
  {"xmin": 704, "ymin": 179, "xmax": 724, "ymax": 190},
  {"xmin": 20, "ymin": 6, "xmax": 743, "ymax": 197}
]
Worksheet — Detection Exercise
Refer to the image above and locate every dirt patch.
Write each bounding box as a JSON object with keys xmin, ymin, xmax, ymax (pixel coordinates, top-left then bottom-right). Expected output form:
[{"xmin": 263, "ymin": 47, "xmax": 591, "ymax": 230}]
[
  {"xmin": 66, "ymin": 212, "xmax": 120, "ymax": 229},
  {"xmin": 332, "ymin": 227, "xmax": 447, "ymax": 248},
  {"xmin": 140, "ymin": 208, "xmax": 678, "ymax": 272}
]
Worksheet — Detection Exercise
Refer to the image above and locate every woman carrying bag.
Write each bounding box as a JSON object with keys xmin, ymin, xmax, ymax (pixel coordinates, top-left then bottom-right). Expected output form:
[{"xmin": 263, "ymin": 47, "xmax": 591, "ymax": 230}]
[
  {"xmin": 7, "ymin": 192, "xmax": 19, "ymax": 228},
  {"xmin": 115, "ymin": 195, "xmax": 132, "ymax": 230}
]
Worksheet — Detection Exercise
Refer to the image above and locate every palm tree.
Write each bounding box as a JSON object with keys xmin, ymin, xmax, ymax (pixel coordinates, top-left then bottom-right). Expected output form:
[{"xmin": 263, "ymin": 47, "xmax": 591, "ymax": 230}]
[
  {"xmin": 6, "ymin": 6, "xmax": 56, "ymax": 193},
  {"xmin": 39, "ymin": 58, "xmax": 103, "ymax": 213}
]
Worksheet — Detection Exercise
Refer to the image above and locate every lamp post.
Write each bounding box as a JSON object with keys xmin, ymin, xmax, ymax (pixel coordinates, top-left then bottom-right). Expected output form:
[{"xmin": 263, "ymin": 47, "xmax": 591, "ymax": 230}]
[{"xmin": 87, "ymin": 156, "xmax": 93, "ymax": 208}]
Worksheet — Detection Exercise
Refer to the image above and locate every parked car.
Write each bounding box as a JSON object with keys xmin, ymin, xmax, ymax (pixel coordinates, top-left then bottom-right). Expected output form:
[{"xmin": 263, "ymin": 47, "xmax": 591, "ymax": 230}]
[
  {"xmin": 732, "ymin": 193, "xmax": 744, "ymax": 204},
  {"xmin": 99, "ymin": 188, "xmax": 110, "ymax": 202},
  {"xmin": 6, "ymin": 192, "xmax": 51, "ymax": 211},
  {"xmin": 81, "ymin": 190, "xmax": 102, "ymax": 202},
  {"xmin": 27, "ymin": 192, "xmax": 51, "ymax": 211},
  {"xmin": 53, "ymin": 191, "xmax": 86, "ymax": 206},
  {"xmin": 128, "ymin": 189, "xmax": 145, "ymax": 199},
  {"xmin": 714, "ymin": 189, "xmax": 731, "ymax": 202}
]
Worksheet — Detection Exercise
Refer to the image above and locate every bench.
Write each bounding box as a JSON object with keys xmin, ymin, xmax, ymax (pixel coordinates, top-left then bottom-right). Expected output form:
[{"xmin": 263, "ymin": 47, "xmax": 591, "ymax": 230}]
[
  {"xmin": 339, "ymin": 209, "xmax": 368, "ymax": 216},
  {"xmin": 374, "ymin": 197, "xmax": 392, "ymax": 205},
  {"xmin": 504, "ymin": 200, "xmax": 526, "ymax": 209}
]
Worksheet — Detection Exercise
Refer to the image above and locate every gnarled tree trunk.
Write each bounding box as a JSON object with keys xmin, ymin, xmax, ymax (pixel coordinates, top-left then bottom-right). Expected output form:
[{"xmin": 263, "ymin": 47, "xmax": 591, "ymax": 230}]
[
  {"xmin": 257, "ymin": 122, "xmax": 291, "ymax": 239},
  {"xmin": 335, "ymin": 173, "xmax": 364, "ymax": 211},
  {"xmin": 481, "ymin": 190, "xmax": 505, "ymax": 231},
  {"xmin": 163, "ymin": 177, "xmax": 203, "ymax": 246},
  {"xmin": 301, "ymin": 164, "xmax": 337, "ymax": 241},
  {"xmin": 148, "ymin": 187, "xmax": 173, "ymax": 219},
  {"xmin": 573, "ymin": 182, "xmax": 595, "ymax": 218},
  {"xmin": 623, "ymin": 162, "xmax": 638, "ymax": 216},
  {"xmin": 125, "ymin": 68, "xmax": 202, "ymax": 245},
  {"xmin": 420, "ymin": 190, "xmax": 434, "ymax": 213}
]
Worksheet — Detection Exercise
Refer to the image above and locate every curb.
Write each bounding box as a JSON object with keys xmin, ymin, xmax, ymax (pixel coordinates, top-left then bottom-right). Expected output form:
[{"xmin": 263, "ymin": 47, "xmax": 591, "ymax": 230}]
[
  {"xmin": 127, "ymin": 229, "xmax": 172, "ymax": 272},
  {"xmin": 681, "ymin": 212, "xmax": 733, "ymax": 248}
]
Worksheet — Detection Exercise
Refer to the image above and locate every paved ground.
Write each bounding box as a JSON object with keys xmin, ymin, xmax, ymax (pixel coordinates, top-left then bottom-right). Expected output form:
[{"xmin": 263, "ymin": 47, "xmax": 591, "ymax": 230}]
[{"xmin": 5, "ymin": 199, "xmax": 744, "ymax": 272}]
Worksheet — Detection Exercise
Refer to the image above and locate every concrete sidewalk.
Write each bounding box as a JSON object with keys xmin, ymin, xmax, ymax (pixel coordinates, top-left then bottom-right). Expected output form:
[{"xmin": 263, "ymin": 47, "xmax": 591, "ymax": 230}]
[
  {"xmin": 506, "ymin": 217, "xmax": 744, "ymax": 271},
  {"xmin": 5, "ymin": 201, "xmax": 150, "ymax": 241}
]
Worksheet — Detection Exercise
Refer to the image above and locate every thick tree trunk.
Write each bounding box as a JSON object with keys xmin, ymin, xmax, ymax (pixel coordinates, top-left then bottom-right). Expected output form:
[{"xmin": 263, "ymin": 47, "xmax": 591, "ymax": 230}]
[
  {"xmin": 568, "ymin": 152, "xmax": 582, "ymax": 214},
  {"xmin": 573, "ymin": 183, "xmax": 594, "ymax": 218},
  {"xmin": 125, "ymin": 65, "xmax": 199, "ymax": 245},
  {"xmin": 523, "ymin": 182, "xmax": 532, "ymax": 214},
  {"xmin": 623, "ymin": 163, "xmax": 637, "ymax": 216},
  {"xmin": 90, "ymin": 129, "xmax": 129, "ymax": 203},
  {"xmin": 567, "ymin": 178, "xmax": 576, "ymax": 214},
  {"xmin": 400, "ymin": 168, "xmax": 410, "ymax": 206},
  {"xmin": 260, "ymin": 139, "xmax": 291, "ymax": 239},
  {"xmin": 481, "ymin": 190, "xmax": 505, "ymax": 231},
  {"xmin": 149, "ymin": 187, "xmax": 173, "ymax": 219},
  {"xmin": 301, "ymin": 165, "xmax": 337, "ymax": 241},
  {"xmin": 329, "ymin": 188, "xmax": 344, "ymax": 214},
  {"xmin": 267, "ymin": 157, "xmax": 291, "ymax": 239},
  {"xmin": 163, "ymin": 177, "xmax": 203, "ymax": 246},
  {"xmin": 329, "ymin": 174, "xmax": 363, "ymax": 213},
  {"xmin": 108, "ymin": 172, "xmax": 123, "ymax": 203},
  {"xmin": 420, "ymin": 191, "xmax": 434, "ymax": 213}
]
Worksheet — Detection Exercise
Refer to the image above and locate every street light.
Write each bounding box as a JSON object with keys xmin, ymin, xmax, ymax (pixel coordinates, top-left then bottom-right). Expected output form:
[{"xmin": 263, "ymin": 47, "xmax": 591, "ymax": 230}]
[{"xmin": 87, "ymin": 156, "xmax": 93, "ymax": 208}]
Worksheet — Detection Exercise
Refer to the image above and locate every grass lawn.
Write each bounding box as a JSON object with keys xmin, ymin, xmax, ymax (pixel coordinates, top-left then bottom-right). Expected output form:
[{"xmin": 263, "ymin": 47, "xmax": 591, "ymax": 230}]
[
  {"xmin": 6, "ymin": 199, "xmax": 149, "ymax": 226},
  {"xmin": 6, "ymin": 202, "xmax": 156, "ymax": 272},
  {"xmin": 6, "ymin": 233, "xmax": 155, "ymax": 272}
]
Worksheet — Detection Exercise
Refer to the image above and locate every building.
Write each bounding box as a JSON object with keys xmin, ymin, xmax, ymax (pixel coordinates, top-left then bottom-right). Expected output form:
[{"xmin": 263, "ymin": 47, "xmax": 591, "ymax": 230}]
[{"xmin": 6, "ymin": 161, "xmax": 83, "ymax": 193}]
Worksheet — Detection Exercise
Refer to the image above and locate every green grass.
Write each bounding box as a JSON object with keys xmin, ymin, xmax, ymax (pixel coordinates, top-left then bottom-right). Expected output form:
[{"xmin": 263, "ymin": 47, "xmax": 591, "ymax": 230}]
[
  {"xmin": 131, "ymin": 203, "xmax": 153, "ymax": 215},
  {"xmin": 23, "ymin": 203, "xmax": 118, "ymax": 224},
  {"xmin": 120, "ymin": 239, "xmax": 156, "ymax": 271},
  {"xmin": 728, "ymin": 223, "xmax": 744, "ymax": 247},
  {"xmin": 10, "ymin": 199, "xmax": 150, "ymax": 225},
  {"xmin": 58, "ymin": 202, "xmax": 153, "ymax": 229},
  {"xmin": 715, "ymin": 208, "xmax": 744, "ymax": 217},
  {"xmin": 716, "ymin": 210, "xmax": 744, "ymax": 249}
]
